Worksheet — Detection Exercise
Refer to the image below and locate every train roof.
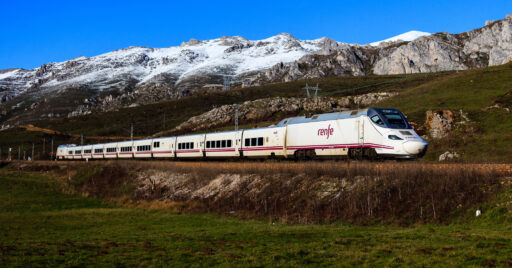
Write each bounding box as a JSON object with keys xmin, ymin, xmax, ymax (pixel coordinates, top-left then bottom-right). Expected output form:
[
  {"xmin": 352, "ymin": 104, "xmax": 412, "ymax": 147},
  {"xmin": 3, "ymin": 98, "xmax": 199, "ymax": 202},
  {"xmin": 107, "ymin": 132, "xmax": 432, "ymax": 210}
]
[
  {"xmin": 58, "ymin": 144, "xmax": 77, "ymax": 148},
  {"xmin": 276, "ymin": 109, "xmax": 370, "ymax": 126}
]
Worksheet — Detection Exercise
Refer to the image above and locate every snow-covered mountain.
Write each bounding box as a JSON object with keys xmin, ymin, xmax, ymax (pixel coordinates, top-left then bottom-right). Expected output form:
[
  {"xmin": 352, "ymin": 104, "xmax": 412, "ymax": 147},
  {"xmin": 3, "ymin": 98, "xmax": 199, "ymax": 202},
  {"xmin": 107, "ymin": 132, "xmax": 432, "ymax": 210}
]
[
  {"xmin": 1, "ymin": 14, "xmax": 512, "ymax": 125},
  {"xmin": 0, "ymin": 33, "xmax": 338, "ymax": 101},
  {"xmin": 369, "ymin": 31, "xmax": 431, "ymax": 46}
]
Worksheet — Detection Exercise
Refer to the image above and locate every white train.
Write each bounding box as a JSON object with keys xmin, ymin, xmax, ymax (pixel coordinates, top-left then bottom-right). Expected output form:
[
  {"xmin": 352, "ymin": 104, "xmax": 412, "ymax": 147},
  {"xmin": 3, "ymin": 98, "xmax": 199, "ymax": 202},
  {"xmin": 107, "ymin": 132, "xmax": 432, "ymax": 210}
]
[{"xmin": 56, "ymin": 107, "xmax": 428, "ymax": 161}]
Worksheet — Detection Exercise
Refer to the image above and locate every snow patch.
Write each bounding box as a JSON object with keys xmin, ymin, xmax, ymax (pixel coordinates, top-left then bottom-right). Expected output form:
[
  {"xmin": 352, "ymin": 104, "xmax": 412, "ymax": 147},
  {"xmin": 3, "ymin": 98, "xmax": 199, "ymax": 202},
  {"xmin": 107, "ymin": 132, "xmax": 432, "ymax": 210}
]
[
  {"xmin": 369, "ymin": 31, "xmax": 431, "ymax": 46},
  {"xmin": 0, "ymin": 69, "xmax": 20, "ymax": 80}
]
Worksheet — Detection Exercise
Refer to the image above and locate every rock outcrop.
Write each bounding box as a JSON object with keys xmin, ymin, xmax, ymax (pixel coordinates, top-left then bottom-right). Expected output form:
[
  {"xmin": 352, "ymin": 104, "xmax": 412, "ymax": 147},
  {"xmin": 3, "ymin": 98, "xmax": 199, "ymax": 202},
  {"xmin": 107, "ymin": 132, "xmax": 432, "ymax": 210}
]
[
  {"xmin": 425, "ymin": 109, "xmax": 471, "ymax": 139},
  {"xmin": 439, "ymin": 151, "xmax": 460, "ymax": 161}
]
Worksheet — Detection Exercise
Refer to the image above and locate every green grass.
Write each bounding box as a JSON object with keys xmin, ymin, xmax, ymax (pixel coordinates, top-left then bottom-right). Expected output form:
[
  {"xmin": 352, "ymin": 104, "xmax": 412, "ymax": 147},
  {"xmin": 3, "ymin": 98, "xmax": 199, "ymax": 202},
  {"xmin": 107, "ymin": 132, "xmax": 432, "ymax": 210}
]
[{"xmin": 1, "ymin": 168, "xmax": 512, "ymax": 266}]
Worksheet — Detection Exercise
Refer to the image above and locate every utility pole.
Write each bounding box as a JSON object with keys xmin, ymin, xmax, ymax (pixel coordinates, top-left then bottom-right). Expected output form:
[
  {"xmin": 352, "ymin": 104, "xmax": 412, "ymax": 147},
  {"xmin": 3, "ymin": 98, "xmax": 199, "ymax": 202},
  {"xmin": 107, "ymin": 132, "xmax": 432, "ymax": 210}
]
[
  {"xmin": 130, "ymin": 123, "xmax": 133, "ymax": 141},
  {"xmin": 81, "ymin": 134, "xmax": 83, "ymax": 146},
  {"xmin": 235, "ymin": 104, "xmax": 239, "ymax": 131},
  {"xmin": 8, "ymin": 148, "xmax": 11, "ymax": 161},
  {"xmin": 223, "ymin": 74, "xmax": 231, "ymax": 90},
  {"xmin": 32, "ymin": 143, "xmax": 34, "ymax": 161},
  {"xmin": 51, "ymin": 137, "xmax": 54, "ymax": 161}
]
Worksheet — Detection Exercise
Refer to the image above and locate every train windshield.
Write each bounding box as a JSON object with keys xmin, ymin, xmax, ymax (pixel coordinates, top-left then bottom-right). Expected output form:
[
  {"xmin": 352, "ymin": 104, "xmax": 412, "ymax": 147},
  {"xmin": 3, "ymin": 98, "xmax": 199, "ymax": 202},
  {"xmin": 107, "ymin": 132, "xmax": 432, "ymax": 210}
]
[{"xmin": 371, "ymin": 108, "xmax": 411, "ymax": 129}]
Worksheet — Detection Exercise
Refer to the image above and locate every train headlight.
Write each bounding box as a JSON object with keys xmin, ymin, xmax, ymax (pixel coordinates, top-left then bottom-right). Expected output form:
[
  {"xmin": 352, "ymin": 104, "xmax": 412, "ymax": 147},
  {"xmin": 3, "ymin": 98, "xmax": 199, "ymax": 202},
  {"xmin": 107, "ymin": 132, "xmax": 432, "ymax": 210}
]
[{"xmin": 388, "ymin": 135, "xmax": 403, "ymax": 140}]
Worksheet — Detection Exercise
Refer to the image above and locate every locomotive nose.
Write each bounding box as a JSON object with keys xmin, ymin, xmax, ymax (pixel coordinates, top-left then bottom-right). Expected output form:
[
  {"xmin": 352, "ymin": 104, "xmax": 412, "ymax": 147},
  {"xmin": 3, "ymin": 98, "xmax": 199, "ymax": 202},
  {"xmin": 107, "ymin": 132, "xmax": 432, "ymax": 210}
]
[{"xmin": 403, "ymin": 141, "xmax": 428, "ymax": 155}]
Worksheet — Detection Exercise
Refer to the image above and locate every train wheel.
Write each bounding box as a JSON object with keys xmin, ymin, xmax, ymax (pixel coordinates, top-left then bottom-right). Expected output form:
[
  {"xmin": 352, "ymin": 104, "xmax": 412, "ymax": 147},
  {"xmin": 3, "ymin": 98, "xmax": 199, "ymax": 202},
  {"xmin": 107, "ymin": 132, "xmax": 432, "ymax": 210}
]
[
  {"xmin": 365, "ymin": 148, "xmax": 378, "ymax": 161},
  {"xmin": 294, "ymin": 150, "xmax": 307, "ymax": 161}
]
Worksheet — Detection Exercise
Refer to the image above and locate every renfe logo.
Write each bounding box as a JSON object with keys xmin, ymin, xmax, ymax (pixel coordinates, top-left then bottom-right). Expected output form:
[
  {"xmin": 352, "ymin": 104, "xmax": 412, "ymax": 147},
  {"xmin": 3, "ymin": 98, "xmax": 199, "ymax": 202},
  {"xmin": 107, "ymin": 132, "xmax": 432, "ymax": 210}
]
[{"xmin": 317, "ymin": 124, "xmax": 334, "ymax": 139}]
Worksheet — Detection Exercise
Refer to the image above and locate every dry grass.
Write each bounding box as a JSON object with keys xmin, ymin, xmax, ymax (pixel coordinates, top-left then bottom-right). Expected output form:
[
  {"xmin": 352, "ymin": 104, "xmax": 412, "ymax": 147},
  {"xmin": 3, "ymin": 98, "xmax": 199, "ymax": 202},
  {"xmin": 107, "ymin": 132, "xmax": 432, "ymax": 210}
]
[{"xmin": 8, "ymin": 160, "xmax": 511, "ymax": 224}]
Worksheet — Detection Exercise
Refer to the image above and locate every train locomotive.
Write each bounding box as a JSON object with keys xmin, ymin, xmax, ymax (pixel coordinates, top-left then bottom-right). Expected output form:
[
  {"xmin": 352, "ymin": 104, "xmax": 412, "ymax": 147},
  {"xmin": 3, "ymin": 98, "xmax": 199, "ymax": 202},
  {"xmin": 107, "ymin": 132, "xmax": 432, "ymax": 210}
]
[{"xmin": 56, "ymin": 107, "xmax": 428, "ymax": 161}]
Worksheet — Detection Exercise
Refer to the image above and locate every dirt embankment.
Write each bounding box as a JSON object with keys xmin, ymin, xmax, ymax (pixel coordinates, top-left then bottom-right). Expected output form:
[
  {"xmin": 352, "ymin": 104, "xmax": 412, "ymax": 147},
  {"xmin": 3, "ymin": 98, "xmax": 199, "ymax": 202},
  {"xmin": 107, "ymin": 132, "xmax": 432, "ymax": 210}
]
[{"xmin": 6, "ymin": 161, "xmax": 512, "ymax": 224}]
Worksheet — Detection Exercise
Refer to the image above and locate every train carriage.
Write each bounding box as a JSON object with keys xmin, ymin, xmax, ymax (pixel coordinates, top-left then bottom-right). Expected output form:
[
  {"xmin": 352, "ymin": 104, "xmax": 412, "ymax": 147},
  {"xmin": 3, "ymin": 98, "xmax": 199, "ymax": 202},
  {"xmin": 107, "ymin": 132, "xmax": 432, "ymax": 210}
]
[
  {"xmin": 82, "ymin": 145, "xmax": 93, "ymax": 160},
  {"xmin": 204, "ymin": 131, "xmax": 241, "ymax": 158},
  {"xmin": 73, "ymin": 146, "xmax": 83, "ymax": 160},
  {"xmin": 57, "ymin": 144, "xmax": 75, "ymax": 160},
  {"xmin": 151, "ymin": 137, "xmax": 176, "ymax": 158},
  {"xmin": 281, "ymin": 110, "xmax": 363, "ymax": 159},
  {"xmin": 117, "ymin": 141, "xmax": 134, "ymax": 159},
  {"xmin": 103, "ymin": 142, "xmax": 118, "ymax": 159},
  {"xmin": 176, "ymin": 134, "xmax": 204, "ymax": 159},
  {"xmin": 92, "ymin": 144, "xmax": 105, "ymax": 159},
  {"xmin": 133, "ymin": 139, "xmax": 153, "ymax": 159},
  {"xmin": 240, "ymin": 127, "xmax": 286, "ymax": 158}
]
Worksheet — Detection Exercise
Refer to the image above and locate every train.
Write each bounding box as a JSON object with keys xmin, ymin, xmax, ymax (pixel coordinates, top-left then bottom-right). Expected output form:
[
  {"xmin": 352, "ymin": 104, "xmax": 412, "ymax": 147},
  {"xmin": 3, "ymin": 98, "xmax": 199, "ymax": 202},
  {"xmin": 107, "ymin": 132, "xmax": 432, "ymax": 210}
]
[{"xmin": 56, "ymin": 107, "xmax": 428, "ymax": 161}]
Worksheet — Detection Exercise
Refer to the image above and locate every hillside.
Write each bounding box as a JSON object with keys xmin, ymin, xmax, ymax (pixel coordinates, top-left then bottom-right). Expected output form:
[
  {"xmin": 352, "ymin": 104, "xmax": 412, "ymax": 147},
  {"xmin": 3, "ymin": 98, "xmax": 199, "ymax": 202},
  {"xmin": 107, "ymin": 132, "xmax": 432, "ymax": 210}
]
[{"xmin": 1, "ymin": 61, "xmax": 512, "ymax": 161}]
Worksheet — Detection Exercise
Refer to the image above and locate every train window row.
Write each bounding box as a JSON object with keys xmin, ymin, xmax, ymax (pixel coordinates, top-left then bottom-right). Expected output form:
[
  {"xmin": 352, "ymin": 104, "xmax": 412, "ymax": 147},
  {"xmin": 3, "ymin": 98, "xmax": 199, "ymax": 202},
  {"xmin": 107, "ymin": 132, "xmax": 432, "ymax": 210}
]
[
  {"xmin": 178, "ymin": 142, "xmax": 194, "ymax": 150},
  {"xmin": 245, "ymin": 137, "xmax": 264, "ymax": 147},
  {"xmin": 153, "ymin": 141, "xmax": 160, "ymax": 148},
  {"xmin": 84, "ymin": 149, "xmax": 92, "ymax": 154},
  {"xmin": 75, "ymin": 150, "xmax": 82, "ymax": 154},
  {"xmin": 120, "ymin": 146, "xmax": 132, "ymax": 152},
  {"xmin": 206, "ymin": 140, "xmax": 232, "ymax": 148},
  {"xmin": 137, "ymin": 145, "xmax": 151, "ymax": 151},
  {"xmin": 106, "ymin": 147, "xmax": 116, "ymax": 153},
  {"xmin": 94, "ymin": 149, "xmax": 103, "ymax": 153}
]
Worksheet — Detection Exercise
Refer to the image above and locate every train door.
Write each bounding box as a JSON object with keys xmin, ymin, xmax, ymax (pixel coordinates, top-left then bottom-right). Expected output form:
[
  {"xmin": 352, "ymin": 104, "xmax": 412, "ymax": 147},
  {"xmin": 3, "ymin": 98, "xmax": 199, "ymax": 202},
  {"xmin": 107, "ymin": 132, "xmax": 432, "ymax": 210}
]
[{"xmin": 358, "ymin": 116, "xmax": 364, "ymax": 146}]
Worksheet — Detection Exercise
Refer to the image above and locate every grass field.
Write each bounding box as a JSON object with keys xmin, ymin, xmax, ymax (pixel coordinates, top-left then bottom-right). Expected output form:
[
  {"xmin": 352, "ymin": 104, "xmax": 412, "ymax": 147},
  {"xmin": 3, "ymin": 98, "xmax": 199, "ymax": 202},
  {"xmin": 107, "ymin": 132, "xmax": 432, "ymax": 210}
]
[{"xmin": 2, "ymin": 166, "xmax": 512, "ymax": 266}]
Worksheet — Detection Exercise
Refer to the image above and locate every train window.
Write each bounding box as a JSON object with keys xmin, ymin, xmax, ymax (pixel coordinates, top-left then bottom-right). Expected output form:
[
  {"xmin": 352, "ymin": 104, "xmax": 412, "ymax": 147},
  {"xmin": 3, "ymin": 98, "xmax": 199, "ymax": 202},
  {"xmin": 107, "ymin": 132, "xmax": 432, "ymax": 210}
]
[
  {"xmin": 222, "ymin": 140, "xmax": 226, "ymax": 148},
  {"xmin": 251, "ymin": 138, "xmax": 257, "ymax": 146},
  {"xmin": 153, "ymin": 142, "xmax": 160, "ymax": 148},
  {"xmin": 371, "ymin": 115, "xmax": 384, "ymax": 125},
  {"xmin": 245, "ymin": 138, "xmax": 250, "ymax": 146},
  {"xmin": 215, "ymin": 140, "xmax": 220, "ymax": 148},
  {"xmin": 84, "ymin": 150, "xmax": 92, "ymax": 154},
  {"xmin": 94, "ymin": 149, "xmax": 103, "ymax": 153},
  {"xmin": 227, "ymin": 140, "xmax": 232, "ymax": 147},
  {"xmin": 258, "ymin": 137, "xmax": 264, "ymax": 146},
  {"xmin": 75, "ymin": 150, "xmax": 81, "ymax": 154},
  {"xmin": 190, "ymin": 142, "xmax": 194, "ymax": 149},
  {"xmin": 206, "ymin": 141, "xmax": 210, "ymax": 148},
  {"xmin": 68, "ymin": 151, "xmax": 73, "ymax": 155},
  {"xmin": 137, "ymin": 145, "xmax": 150, "ymax": 151}
]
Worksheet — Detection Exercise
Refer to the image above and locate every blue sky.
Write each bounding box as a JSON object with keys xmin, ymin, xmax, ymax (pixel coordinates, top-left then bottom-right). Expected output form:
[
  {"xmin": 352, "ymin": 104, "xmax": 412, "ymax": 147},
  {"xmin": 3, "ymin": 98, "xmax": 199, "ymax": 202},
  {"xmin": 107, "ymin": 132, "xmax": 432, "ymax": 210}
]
[{"xmin": 1, "ymin": 0, "xmax": 511, "ymax": 70}]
